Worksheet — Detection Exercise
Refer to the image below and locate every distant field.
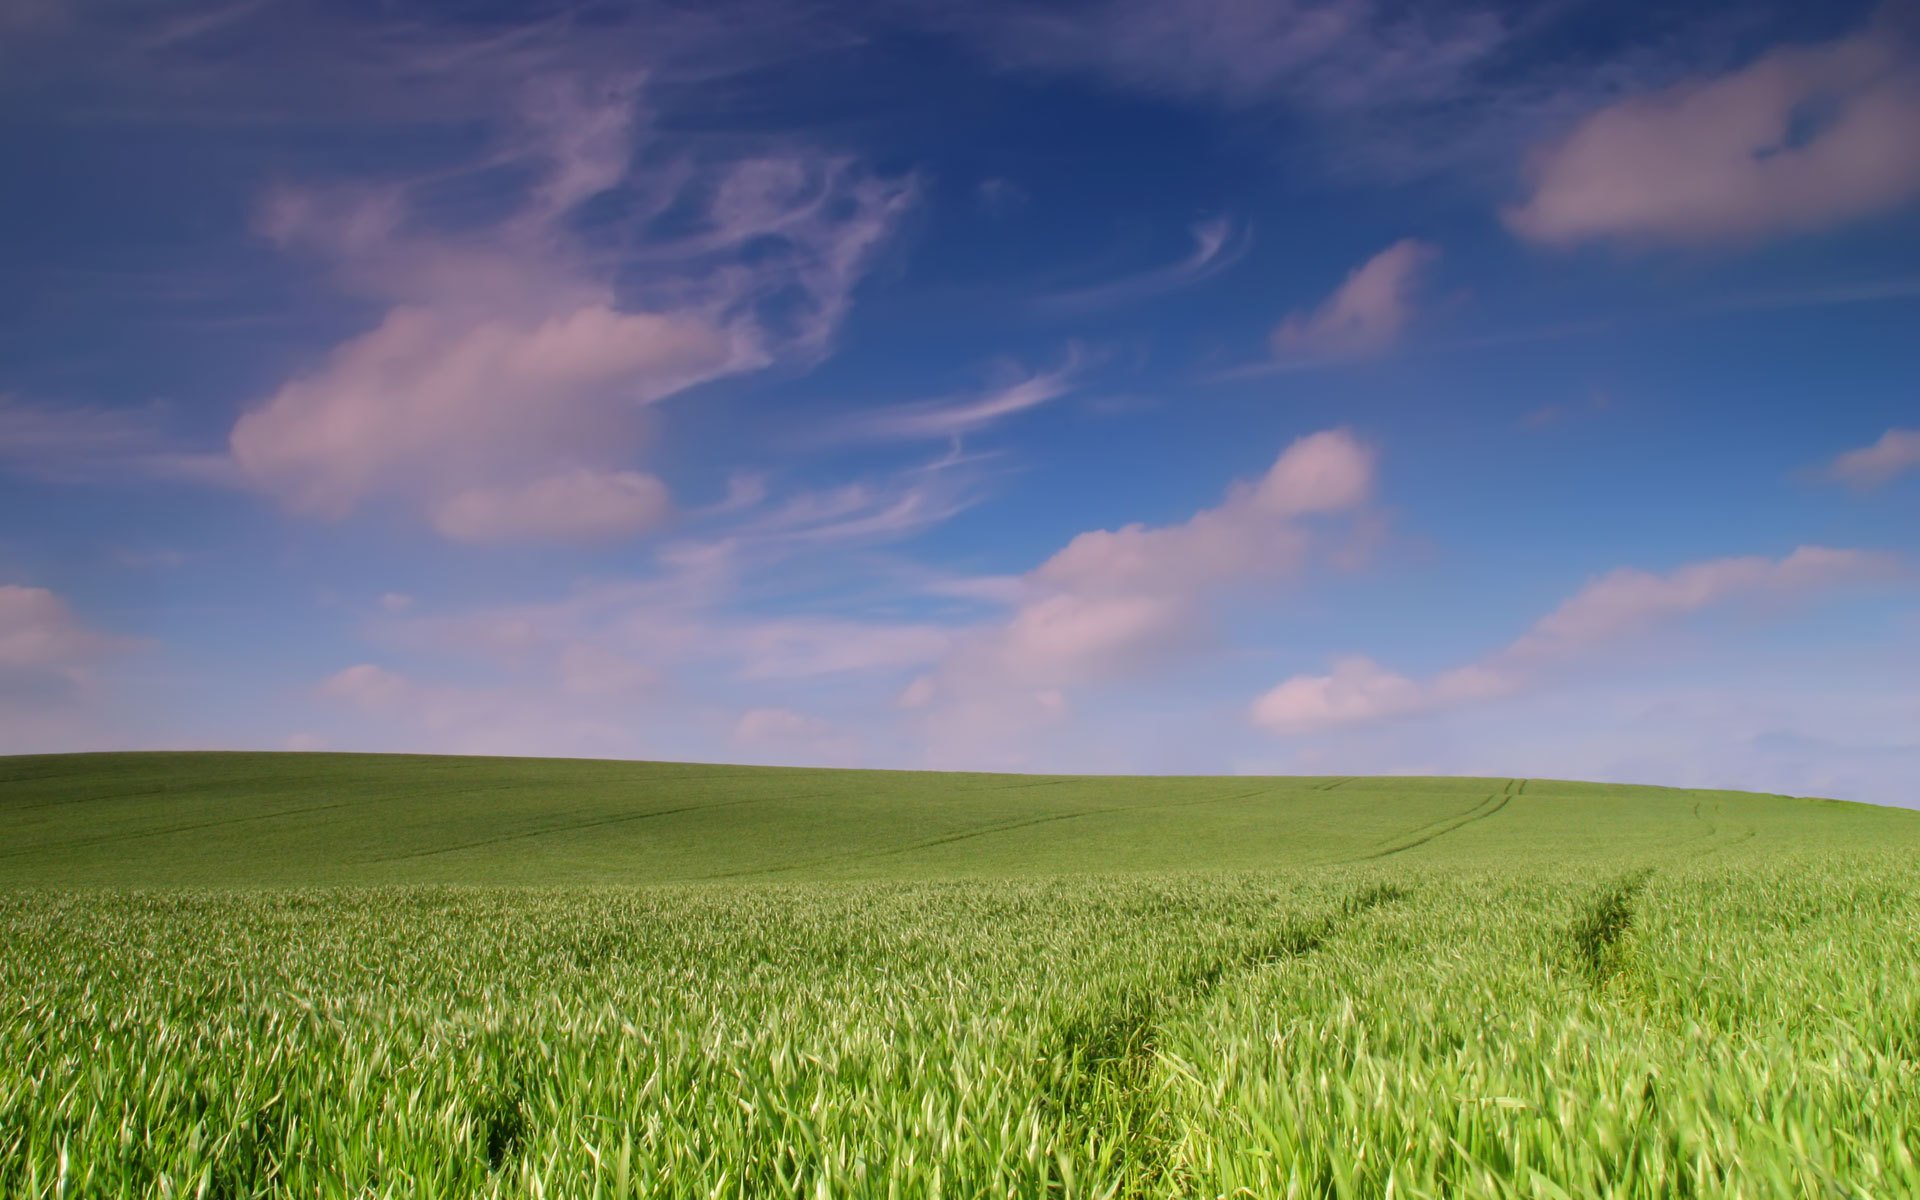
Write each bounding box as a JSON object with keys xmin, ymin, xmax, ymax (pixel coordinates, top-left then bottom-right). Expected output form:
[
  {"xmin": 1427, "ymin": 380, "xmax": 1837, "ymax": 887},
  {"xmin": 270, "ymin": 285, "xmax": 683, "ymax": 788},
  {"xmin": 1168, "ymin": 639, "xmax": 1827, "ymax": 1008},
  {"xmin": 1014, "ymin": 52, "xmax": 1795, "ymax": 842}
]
[{"xmin": 3, "ymin": 752, "xmax": 1918, "ymax": 1197}]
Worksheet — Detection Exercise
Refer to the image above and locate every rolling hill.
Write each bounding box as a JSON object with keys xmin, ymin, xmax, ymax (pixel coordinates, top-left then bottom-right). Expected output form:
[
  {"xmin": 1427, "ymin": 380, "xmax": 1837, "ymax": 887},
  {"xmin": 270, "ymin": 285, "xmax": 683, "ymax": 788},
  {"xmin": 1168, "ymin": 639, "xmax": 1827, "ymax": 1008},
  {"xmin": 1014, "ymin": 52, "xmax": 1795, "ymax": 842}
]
[{"xmin": 3, "ymin": 750, "xmax": 1909, "ymax": 886}]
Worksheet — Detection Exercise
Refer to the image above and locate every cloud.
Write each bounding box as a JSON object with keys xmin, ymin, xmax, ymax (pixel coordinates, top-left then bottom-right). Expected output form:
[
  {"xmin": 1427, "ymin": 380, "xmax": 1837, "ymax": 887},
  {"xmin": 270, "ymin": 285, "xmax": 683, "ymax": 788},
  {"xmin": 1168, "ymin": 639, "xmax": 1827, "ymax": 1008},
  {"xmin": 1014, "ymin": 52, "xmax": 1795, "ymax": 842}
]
[
  {"xmin": 229, "ymin": 75, "xmax": 914, "ymax": 540},
  {"xmin": 318, "ymin": 663, "xmax": 414, "ymax": 709},
  {"xmin": 1252, "ymin": 545, "xmax": 1899, "ymax": 733},
  {"xmin": 716, "ymin": 447, "xmax": 990, "ymax": 550},
  {"xmin": 732, "ymin": 706, "xmax": 830, "ymax": 742},
  {"xmin": 0, "ymin": 584, "xmax": 132, "ymax": 753},
  {"xmin": 1506, "ymin": 24, "xmax": 1920, "ymax": 246},
  {"xmin": 0, "ymin": 396, "xmax": 236, "ymax": 488},
  {"xmin": 960, "ymin": 0, "xmax": 1505, "ymax": 115},
  {"xmin": 908, "ymin": 429, "xmax": 1376, "ymax": 757},
  {"xmin": 430, "ymin": 468, "xmax": 673, "ymax": 543},
  {"xmin": 0, "ymin": 582, "xmax": 130, "ymax": 735},
  {"xmin": 1825, "ymin": 428, "xmax": 1920, "ymax": 489},
  {"xmin": 843, "ymin": 350, "xmax": 1083, "ymax": 442},
  {"xmin": 0, "ymin": 585, "xmax": 123, "ymax": 677},
  {"xmin": 729, "ymin": 706, "xmax": 862, "ymax": 766},
  {"xmin": 1032, "ymin": 217, "xmax": 1248, "ymax": 313},
  {"xmin": 232, "ymin": 306, "xmax": 741, "ymax": 519},
  {"xmin": 1272, "ymin": 239, "xmax": 1435, "ymax": 359}
]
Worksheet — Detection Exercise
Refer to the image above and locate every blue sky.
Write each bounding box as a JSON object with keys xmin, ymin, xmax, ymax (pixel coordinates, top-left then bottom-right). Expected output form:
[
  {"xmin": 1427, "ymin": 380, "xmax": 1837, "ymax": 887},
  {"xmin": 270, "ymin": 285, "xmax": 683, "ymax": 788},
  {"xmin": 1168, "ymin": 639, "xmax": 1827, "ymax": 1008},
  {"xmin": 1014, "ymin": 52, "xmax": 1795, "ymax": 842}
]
[{"xmin": 2, "ymin": 0, "xmax": 1917, "ymax": 804}]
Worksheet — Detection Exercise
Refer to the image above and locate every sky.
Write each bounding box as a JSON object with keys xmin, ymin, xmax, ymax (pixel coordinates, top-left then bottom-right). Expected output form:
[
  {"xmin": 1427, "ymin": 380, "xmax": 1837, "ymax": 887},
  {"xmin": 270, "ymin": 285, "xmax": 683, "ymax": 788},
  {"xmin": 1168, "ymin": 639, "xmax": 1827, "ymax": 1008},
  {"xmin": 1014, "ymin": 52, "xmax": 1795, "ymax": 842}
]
[{"xmin": 1, "ymin": 0, "xmax": 1917, "ymax": 805}]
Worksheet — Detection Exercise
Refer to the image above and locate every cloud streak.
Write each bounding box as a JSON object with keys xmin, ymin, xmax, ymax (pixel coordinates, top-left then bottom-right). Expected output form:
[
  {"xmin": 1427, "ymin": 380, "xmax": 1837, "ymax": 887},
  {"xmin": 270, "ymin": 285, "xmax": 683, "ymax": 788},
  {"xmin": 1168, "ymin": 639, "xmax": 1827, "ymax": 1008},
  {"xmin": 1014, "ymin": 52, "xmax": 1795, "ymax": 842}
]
[
  {"xmin": 1031, "ymin": 217, "xmax": 1248, "ymax": 314},
  {"xmin": 1252, "ymin": 546, "xmax": 1900, "ymax": 734},
  {"xmin": 842, "ymin": 350, "xmax": 1085, "ymax": 442}
]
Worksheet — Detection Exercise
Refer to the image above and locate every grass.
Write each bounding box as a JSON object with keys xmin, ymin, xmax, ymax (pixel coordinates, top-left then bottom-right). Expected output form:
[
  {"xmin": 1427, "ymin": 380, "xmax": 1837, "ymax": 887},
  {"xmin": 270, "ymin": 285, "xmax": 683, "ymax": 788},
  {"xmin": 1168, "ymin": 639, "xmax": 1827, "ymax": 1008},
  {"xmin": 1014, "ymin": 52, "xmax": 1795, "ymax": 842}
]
[{"xmin": 2, "ymin": 751, "xmax": 1917, "ymax": 1197}]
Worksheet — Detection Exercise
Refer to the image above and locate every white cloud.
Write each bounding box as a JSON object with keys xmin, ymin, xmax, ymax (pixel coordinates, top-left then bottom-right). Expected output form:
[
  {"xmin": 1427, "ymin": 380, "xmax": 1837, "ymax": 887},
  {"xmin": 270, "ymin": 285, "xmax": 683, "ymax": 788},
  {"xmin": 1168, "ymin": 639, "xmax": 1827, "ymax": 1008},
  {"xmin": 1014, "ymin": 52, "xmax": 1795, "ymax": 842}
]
[
  {"xmin": 1035, "ymin": 427, "xmax": 1374, "ymax": 598},
  {"xmin": 719, "ymin": 450, "xmax": 986, "ymax": 549},
  {"xmin": 229, "ymin": 76, "xmax": 914, "ymax": 540},
  {"xmin": 1825, "ymin": 428, "xmax": 1920, "ymax": 489},
  {"xmin": 233, "ymin": 306, "xmax": 739, "ymax": 519},
  {"xmin": 1252, "ymin": 545, "xmax": 1899, "ymax": 733},
  {"xmin": 0, "ymin": 585, "xmax": 124, "ymax": 678},
  {"xmin": 910, "ymin": 429, "xmax": 1376, "ymax": 756},
  {"xmin": 318, "ymin": 663, "xmax": 414, "ymax": 709},
  {"xmin": 0, "ymin": 396, "xmax": 236, "ymax": 488},
  {"xmin": 1272, "ymin": 239, "xmax": 1435, "ymax": 359},
  {"xmin": 430, "ymin": 468, "xmax": 672, "ymax": 543},
  {"xmin": 732, "ymin": 706, "xmax": 830, "ymax": 742},
  {"xmin": 1032, "ymin": 217, "xmax": 1248, "ymax": 313},
  {"xmin": 1507, "ymin": 26, "xmax": 1920, "ymax": 246},
  {"xmin": 844, "ymin": 351, "xmax": 1083, "ymax": 442}
]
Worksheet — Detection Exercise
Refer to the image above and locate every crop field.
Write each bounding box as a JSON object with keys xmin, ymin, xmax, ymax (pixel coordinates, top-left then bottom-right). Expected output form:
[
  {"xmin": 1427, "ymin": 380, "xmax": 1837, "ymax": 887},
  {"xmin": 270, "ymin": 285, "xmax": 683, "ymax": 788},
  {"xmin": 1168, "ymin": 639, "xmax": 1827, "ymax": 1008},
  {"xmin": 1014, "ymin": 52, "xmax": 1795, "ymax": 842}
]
[{"xmin": 3, "ymin": 752, "xmax": 1918, "ymax": 1197}]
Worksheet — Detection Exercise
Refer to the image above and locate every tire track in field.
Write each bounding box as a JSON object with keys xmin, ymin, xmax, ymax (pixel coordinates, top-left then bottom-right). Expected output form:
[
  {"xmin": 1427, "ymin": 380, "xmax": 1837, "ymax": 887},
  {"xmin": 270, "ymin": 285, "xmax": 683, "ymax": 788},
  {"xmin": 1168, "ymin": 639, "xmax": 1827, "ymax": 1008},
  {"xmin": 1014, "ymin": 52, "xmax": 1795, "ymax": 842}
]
[
  {"xmin": 700, "ymin": 785, "xmax": 1289, "ymax": 881},
  {"xmin": 1054, "ymin": 881, "xmax": 1409, "ymax": 1196},
  {"xmin": 1569, "ymin": 869, "xmax": 1652, "ymax": 986},
  {"xmin": 1350, "ymin": 790, "xmax": 1513, "ymax": 862}
]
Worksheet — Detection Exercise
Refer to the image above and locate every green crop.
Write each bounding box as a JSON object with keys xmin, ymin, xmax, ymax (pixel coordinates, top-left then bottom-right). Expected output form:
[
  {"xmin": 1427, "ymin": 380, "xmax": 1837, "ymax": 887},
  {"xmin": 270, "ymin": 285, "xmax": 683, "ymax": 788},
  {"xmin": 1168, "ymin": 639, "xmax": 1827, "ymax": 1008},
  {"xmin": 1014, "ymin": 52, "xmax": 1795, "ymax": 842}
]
[{"xmin": 2, "ymin": 752, "xmax": 1916, "ymax": 1197}]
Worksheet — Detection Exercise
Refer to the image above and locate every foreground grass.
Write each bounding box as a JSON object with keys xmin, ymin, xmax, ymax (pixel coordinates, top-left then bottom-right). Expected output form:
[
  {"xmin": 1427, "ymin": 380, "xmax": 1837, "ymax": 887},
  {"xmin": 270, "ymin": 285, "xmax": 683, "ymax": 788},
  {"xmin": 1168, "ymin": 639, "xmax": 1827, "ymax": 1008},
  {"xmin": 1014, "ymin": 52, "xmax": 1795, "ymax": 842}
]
[{"xmin": 2, "ymin": 753, "xmax": 1917, "ymax": 1197}]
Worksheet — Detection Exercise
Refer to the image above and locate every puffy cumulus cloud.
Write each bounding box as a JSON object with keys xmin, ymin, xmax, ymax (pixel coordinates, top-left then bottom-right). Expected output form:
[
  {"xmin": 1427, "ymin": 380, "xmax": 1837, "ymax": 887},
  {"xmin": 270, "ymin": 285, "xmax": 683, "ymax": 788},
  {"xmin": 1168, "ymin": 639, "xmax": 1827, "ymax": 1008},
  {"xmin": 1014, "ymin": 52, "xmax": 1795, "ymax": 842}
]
[
  {"xmin": 230, "ymin": 75, "xmax": 914, "ymax": 541},
  {"xmin": 1251, "ymin": 657, "xmax": 1511, "ymax": 734},
  {"xmin": 1507, "ymin": 25, "xmax": 1920, "ymax": 247},
  {"xmin": 0, "ymin": 585, "xmax": 130, "ymax": 752},
  {"xmin": 431, "ymin": 468, "xmax": 672, "ymax": 544},
  {"xmin": 1037, "ymin": 428, "xmax": 1373, "ymax": 597},
  {"xmin": 1252, "ymin": 545, "xmax": 1899, "ymax": 734},
  {"xmin": 1272, "ymin": 240, "xmax": 1435, "ymax": 359},
  {"xmin": 232, "ymin": 307, "xmax": 737, "ymax": 519},
  {"xmin": 317, "ymin": 663, "xmax": 414, "ymax": 709},
  {"xmin": 0, "ymin": 585, "xmax": 123, "ymax": 679},
  {"xmin": 907, "ymin": 429, "xmax": 1376, "ymax": 756},
  {"xmin": 1825, "ymin": 428, "xmax": 1920, "ymax": 489}
]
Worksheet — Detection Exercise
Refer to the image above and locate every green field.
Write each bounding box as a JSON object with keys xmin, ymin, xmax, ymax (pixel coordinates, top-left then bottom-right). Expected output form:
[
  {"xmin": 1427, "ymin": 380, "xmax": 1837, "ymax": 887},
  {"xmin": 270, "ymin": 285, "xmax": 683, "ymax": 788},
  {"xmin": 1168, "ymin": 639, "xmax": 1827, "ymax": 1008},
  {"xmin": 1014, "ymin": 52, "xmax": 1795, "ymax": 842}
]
[{"xmin": 4, "ymin": 752, "xmax": 1918, "ymax": 1197}]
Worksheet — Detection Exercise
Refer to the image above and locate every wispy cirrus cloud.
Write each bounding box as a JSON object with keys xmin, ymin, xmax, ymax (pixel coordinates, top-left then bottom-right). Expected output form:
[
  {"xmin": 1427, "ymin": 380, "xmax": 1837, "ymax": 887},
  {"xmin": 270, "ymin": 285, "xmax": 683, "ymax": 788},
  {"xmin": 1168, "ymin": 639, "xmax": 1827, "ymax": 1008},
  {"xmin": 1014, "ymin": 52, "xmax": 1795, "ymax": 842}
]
[
  {"xmin": 228, "ymin": 73, "xmax": 915, "ymax": 543},
  {"xmin": 0, "ymin": 396, "xmax": 236, "ymax": 488},
  {"xmin": 840, "ymin": 349, "xmax": 1085, "ymax": 443},
  {"xmin": 1031, "ymin": 217, "xmax": 1248, "ymax": 314},
  {"xmin": 1252, "ymin": 545, "xmax": 1902, "ymax": 734}
]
